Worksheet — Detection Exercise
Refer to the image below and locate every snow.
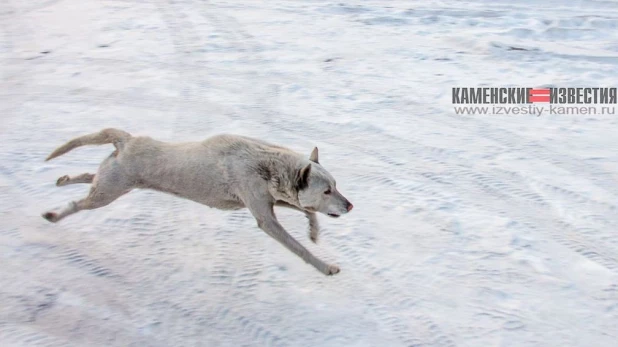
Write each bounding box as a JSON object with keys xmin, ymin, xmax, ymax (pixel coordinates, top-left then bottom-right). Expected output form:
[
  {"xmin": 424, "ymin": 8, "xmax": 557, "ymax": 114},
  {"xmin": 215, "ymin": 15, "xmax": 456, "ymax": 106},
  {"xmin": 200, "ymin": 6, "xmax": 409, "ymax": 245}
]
[{"xmin": 1, "ymin": 0, "xmax": 617, "ymax": 346}]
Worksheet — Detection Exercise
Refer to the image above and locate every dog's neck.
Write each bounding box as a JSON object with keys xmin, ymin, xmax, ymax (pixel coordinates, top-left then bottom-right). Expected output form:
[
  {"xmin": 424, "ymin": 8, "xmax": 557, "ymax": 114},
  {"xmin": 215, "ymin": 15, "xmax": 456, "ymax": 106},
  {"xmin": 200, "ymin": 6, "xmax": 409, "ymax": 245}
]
[{"xmin": 263, "ymin": 156, "xmax": 307, "ymax": 208}]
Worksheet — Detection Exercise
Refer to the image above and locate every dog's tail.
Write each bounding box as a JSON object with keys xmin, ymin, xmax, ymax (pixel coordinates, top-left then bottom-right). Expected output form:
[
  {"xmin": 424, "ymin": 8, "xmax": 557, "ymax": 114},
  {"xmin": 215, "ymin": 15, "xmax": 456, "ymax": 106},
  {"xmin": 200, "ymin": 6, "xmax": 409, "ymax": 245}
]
[{"xmin": 45, "ymin": 128, "xmax": 132, "ymax": 161}]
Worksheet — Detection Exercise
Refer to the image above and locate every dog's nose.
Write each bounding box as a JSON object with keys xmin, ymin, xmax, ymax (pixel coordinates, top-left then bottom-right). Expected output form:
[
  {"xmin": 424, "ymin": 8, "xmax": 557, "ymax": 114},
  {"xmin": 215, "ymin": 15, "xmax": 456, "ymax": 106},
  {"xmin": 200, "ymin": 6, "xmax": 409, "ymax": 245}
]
[{"xmin": 347, "ymin": 202, "xmax": 354, "ymax": 212}]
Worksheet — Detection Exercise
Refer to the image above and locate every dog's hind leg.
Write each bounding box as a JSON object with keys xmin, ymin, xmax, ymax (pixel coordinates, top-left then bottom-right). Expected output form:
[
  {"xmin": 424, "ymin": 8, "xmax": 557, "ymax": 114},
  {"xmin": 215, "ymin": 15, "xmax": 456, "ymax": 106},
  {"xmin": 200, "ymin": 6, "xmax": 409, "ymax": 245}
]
[
  {"xmin": 43, "ymin": 158, "xmax": 132, "ymax": 223},
  {"xmin": 250, "ymin": 201, "xmax": 339, "ymax": 276},
  {"xmin": 275, "ymin": 201, "xmax": 321, "ymax": 243},
  {"xmin": 42, "ymin": 180, "xmax": 130, "ymax": 223},
  {"xmin": 56, "ymin": 173, "xmax": 95, "ymax": 186}
]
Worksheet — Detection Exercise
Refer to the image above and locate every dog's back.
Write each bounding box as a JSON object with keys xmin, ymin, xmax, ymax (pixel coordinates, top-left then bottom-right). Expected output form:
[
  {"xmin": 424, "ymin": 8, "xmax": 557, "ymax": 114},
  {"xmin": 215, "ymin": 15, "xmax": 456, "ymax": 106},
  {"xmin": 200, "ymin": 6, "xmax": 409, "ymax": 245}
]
[{"xmin": 115, "ymin": 134, "xmax": 301, "ymax": 209}]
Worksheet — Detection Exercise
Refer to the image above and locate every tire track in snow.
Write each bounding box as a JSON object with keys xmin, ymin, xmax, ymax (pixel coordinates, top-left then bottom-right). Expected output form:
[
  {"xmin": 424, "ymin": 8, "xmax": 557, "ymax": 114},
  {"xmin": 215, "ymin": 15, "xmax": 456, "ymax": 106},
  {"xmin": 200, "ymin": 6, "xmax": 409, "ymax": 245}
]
[
  {"xmin": 193, "ymin": 4, "xmax": 461, "ymax": 346},
  {"xmin": 179, "ymin": 2, "xmax": 272, "ymax": 304},
  {"xmin": 153, "ymin": 1, "xmax": 277, "ymax": 343}
]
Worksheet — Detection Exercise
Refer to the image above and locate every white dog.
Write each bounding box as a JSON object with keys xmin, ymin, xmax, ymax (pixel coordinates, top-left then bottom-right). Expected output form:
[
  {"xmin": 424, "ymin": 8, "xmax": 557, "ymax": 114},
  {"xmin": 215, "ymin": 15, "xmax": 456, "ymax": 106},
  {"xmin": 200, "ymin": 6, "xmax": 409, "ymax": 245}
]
[{"xmin": 43, "ymin": 129, "xmax": 353, "ymax": 275}]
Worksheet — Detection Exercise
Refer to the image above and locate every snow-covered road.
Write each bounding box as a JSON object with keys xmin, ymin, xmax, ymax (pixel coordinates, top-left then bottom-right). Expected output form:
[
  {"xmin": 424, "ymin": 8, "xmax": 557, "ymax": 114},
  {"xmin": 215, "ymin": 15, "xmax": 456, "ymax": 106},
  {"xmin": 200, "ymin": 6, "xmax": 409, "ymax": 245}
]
[{"xmin": 1, "ymin": 0, "xmax": 617, "ymax": 346}]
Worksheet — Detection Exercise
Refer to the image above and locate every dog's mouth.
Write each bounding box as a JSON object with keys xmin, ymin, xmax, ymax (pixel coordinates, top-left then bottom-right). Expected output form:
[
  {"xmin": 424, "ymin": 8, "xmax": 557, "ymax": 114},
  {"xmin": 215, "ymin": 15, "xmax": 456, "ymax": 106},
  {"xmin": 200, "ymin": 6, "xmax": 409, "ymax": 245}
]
[{"xmin": 327, "ymin": 213, "xmax": 340, "ymax": 218}]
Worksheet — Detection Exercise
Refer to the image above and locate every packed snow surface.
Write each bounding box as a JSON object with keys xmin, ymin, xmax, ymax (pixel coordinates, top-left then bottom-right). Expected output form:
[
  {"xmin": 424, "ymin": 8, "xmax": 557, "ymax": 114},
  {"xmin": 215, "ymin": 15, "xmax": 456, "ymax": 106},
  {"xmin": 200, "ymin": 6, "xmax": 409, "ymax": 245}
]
[{"xmin": 1, "ymin": 0, "xmax": 617, "ymax": 346}]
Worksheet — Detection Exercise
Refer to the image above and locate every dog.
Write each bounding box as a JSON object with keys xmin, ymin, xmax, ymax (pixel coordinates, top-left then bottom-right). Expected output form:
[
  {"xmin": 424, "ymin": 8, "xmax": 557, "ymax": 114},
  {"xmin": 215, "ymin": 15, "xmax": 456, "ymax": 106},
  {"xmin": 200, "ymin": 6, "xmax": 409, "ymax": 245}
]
[{"xmin": 42, "ymin": 129, "xmax": 353, "ymax": 275}]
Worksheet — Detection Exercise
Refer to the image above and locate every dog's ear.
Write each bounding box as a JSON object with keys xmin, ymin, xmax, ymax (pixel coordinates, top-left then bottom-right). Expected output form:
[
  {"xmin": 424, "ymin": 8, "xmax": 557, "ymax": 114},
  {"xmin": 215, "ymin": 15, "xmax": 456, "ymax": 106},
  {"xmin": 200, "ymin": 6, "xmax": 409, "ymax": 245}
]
[
  {"xmin": 296, "ymin": 163, "xmax": 312, "ymax": 190},
  {"xmin": 309, "ymin": 147, "xmax": 319, "ymax": 164}
]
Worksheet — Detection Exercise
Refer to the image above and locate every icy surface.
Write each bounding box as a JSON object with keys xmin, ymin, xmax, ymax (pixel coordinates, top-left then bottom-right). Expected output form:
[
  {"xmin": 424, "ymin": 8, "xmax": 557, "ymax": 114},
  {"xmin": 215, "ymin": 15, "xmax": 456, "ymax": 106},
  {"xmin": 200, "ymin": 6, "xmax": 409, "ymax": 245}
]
[{"xmin": 1, "ymin": 0, "xmax": 618, "ymax": 346}]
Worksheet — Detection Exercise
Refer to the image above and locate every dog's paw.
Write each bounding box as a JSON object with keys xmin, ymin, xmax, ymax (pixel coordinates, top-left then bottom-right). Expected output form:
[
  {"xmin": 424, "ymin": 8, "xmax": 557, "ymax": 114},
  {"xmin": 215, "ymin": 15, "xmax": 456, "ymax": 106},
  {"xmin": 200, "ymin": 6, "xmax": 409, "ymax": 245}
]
[
  {"xmin": 326, "ymin": 264, "xmax": 340, "ymax": 276},
  {"xmin": 56, "ymin": 175, "xmax": 70, "ymax": 186},
  {"xmin": 310, "ymin": 230, "xmax": 319, "ymax": 243},
  {"xmin": 42, "ymin": 212, "xmax": 58, "ymax": 223}
]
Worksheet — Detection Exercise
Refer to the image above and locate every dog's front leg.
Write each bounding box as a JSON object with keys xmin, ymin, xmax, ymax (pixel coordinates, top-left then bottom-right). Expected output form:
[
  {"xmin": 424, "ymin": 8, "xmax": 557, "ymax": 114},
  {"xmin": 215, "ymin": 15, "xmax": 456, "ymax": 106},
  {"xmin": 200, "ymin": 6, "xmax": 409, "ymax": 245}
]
[
  {"xmin": 274, "ymin": 201, "xmax": 321, "ymax": 243},
  {"xmin": 305, "ymin": 212, "xmax": 320, "ymax": 243},
  {"xmin": 250, "ymin": 202, "xmax": 339, "ymax": 276},
  {"xmin": 262, "ymin": 216, "xmax": 338, "ymax": 275}
]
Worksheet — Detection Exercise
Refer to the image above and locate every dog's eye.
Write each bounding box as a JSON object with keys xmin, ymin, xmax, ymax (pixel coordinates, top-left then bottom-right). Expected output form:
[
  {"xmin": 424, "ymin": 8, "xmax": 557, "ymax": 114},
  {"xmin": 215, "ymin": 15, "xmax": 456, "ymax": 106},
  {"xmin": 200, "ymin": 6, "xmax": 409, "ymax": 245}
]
[{"xmin": 324, "ymin": 189, "xmax": 331, "ymax": 195}]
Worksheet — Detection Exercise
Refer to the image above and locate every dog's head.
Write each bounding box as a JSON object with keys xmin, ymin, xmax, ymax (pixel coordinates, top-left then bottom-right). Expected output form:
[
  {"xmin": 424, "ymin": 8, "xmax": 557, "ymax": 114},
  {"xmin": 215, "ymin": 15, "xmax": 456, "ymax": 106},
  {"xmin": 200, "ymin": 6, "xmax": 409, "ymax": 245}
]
[{"xmin": 296, "ymin": 147, "xmax": 353, "ymax": 218}]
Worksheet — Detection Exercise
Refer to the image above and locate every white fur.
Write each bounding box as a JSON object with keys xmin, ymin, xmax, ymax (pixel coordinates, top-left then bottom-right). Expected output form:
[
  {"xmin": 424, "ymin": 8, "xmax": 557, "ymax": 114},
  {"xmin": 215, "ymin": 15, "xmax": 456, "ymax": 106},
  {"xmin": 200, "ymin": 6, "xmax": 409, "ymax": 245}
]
[{"xmin": 43, "ymin": 129, "xmax": 353, "ymax": 276}]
